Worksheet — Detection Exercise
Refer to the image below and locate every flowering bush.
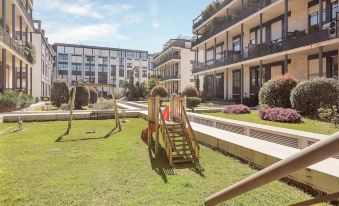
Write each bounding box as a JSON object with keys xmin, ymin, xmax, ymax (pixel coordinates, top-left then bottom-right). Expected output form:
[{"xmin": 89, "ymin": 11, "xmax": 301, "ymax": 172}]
[
  {"xmin": 259, "ymin": 74, "xmax": 298, "ymax": 108},
  {"xmin": 182, "ymin": 85, "xmax": 199, "ymax": 97},
  {"xmin": 259, "ymin": 107, "xmax": 302, "ymax": 123},
  {"xmin": 151, "ymin": 85, "xmax": 168, "ymax": 97},
  {"xmin": 224, "ymin": 104, "xmax": 251, "ymax": 114}
]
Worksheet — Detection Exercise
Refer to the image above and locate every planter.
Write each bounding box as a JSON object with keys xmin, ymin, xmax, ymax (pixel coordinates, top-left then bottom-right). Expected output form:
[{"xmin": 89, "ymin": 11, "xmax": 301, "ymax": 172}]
[{"xmin": 0, "ymin": 103, "xmax": 15, "ymax": 113}]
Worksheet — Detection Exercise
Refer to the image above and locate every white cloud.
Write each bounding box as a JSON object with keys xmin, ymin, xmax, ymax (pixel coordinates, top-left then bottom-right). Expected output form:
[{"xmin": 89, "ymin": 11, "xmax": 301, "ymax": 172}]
[
  {"xmin": 48, "ymin": 23, "xmax": 128, "ymax": 44},
  {"xmin": 151, "ymin": 22, "xmax": 159, "ymax": 29},
  {"xmin": 147, "ymin": 0, "xmax": 159, "ymax": 16}
]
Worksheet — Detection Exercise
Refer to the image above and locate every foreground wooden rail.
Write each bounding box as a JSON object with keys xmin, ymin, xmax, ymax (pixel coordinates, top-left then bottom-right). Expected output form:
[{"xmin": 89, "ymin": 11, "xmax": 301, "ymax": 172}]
[{"xmin": 204, "ymin": 132, "xmax": 339, "ymax": 206}]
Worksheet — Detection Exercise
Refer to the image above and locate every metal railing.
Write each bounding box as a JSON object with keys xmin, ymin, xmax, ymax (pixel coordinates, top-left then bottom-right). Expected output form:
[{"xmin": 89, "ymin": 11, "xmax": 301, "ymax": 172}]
[
  {"xmin": 153, "ymin": 40, "xmax": 187, "ymax": 60},
  {"xmin": 193, "ymin": 0, "xmax": 272, "ymax": 47},
  {"xmin": 204, "ymin": 132, "xmax": 339, "ymax": 206},
  {"xmin": 161, "ymin": 75, "xmax": 181, "ymax": 81},
  {"xmin": 154, "ymin": 54, "xmax": 181, "ymax": 68},
  {"xmin": 15, "ymin": 0, "xmax": 34, "ymax": 27},
  {"xmin": 0, "ymin": 27, "xmax": 27, "ymax": 61},
  {"xmin": 192, "ymin": 0, "xmax": 233, "ymax": 30},
  {"xmin": 192, "ymin": 29, "xmax": 331, "ymax": 74}
]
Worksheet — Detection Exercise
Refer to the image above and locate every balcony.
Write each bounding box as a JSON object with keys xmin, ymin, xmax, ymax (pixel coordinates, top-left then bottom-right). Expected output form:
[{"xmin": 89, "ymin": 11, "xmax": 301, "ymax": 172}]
[
  {"xmin": 161, "ymin": 74, "xmax": 181, "ymax": 81},
  {"xmin": 15, "ymin": 0, "xmax": 34, "ymax": 28},
  {"xmin": 192, "ymin": 0, "xmax": 272, "ymax": 47},
  {"xmin": 153, "ymin": 39, "xmax": 187, "ymax": 60},
  {"xmin": 0, "ymin": 27, "xmax": 30, "ymax": 62},
  {"xmin": 192, "ymin": 29, "xmax": 331, "ymax": 74},
  {"xmin": 192, "ymin": 0, "xmax": 233, "ymax": 30},
  {"xmin": 153, "ymin": 54, "xmax": 181, "ymax": 68}
]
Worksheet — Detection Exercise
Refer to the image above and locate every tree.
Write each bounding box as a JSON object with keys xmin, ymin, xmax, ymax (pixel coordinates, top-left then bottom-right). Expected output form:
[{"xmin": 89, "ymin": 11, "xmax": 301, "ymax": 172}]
[
  {"xmin": 51, "ymin": 80, "xmax": 70, "ymax": 107},
  {"xmin": 148, "ymin": 77, "xmax": 161, "ymax": 91},
  {"xmin": 123, "ymin": 69, "xmax": 138, "ymax": 100}
]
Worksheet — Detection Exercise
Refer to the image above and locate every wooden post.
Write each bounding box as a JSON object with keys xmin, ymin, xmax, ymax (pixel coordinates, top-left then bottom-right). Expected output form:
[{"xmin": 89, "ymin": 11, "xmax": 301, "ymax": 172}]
[
  {"xmin": 183, "ymin": 95, "xmax": 187, "ymax": 111},
  {"xmin": 155, "ymin": 95, "xmax": 160, "ymax": 156},
  {"xmin": 170, "ymin": 97, "xmax": 174, "ymax": 120},
  {"xmin": 112, "ymin": 87, "xmax": 121, "ymax": 131},
  {"xmin": 66, "ymin": 84, "xmax": 77, "ymax": 135},
  {"xmin": 148, "ymin": 97, "xmax": 152, "ymax": 151}
]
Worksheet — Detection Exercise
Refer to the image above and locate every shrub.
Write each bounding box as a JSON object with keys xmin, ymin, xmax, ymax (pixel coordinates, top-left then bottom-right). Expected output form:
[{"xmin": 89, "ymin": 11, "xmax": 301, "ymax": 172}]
[
  {"xmin": 318, "ymin": 106, "xmax": 339, "ymax": 126},
  {"xmin": 151, "ymin": 85, "xmax": 168, "ymax": 97},
  {"xmin": 186, "ymin": 97, "xmax": 201, "ymax": 112},
  {"xmin": 70, "ymin": 85, "xmax": 89, "ymax": 109},
  {"xmin": 93, "ymin": 99, "xmax": 115, "ymax": 110},
  {"xmin": 182, "ymin": 85, "xmax": 199, "ymax": 97},
  {"xmin": 0, "ymin": 91, "xmax": 34, "ymax": 110},
  {"xmin": 51, "ymin": 80, "xmax": 70, "ymax": 107},
  {"xmin": 259, "ymin": 107, "xmax": 302, "ymax": 123},
  {"xmin": 290, "ymin": 78, "xmax": 339, "ymax": 115},
  {"xmin": 224, "ymin": 104, "xmax": 251, "ymax": 114},
  {"xmin": 60, "ymin": 103, "xmax": 70, "ymax": 110},
  {"xmin": 259, "ymin": 74, "xmax": 298, "ymax": 108},
  {"xmin": 89, "ymin": 87, "xmax": 98, "ymax": 104}
]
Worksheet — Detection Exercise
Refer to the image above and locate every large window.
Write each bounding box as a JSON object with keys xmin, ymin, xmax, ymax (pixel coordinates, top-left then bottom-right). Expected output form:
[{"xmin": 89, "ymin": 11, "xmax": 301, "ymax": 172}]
[
  {"xmin": 127, "ymin": 62, "xmax": 132, "ymax": 68},
  {"xmin": 58, "ymin": 63, "xmax": 68, "ymax": 71},
  {"xmin": 233, "ymin": 70, "xmax": 241, "ymax": 90},
  {"xmin": 119, "ymin": 59, "xmax": 124, "ymax": 67},
  {"xmin": 86, "ymin": 56, "xmax": 95, "ymax": 64},
  {"xmin": 140, "ymin": 52, "xmax": 147, "ymax": 59},
  {"xmin": 118, "ymin": 50, "xmax": 125, "ymax": 58},
  {"xmin": 119, "ymin": 69, "xmax": 124, "ymax": 77},
  {"xmin": 309, "ymin": 10, "xmax": 327, "ymax": 26},
  {"xmin": 332, "ymin": 1, "xmax": 338, "ymax": 21},
  {"xmin": 58, "ymin": 54, "xmax": 68, "ymax": 62},
  {"xmin": 98, "ymin": 65, "xmax": 108, "ymax": 72},
  {"xmin": 233, "ymin": 40, "xmax": 240, "ymax": 52},
  {"xmin": 111, "ymin": 65, "xmax": 116, "ymax": 76},
  {"xmin": 126, "ymin": 51, "xmax": 133, "ymax": 59},
  {"xmin": 98, "ymin": 57, "xmax": 108, "ymax": 65},
  {"xmin": 72, "ymin": 64, "xmax": 81, "ymax": 72}
]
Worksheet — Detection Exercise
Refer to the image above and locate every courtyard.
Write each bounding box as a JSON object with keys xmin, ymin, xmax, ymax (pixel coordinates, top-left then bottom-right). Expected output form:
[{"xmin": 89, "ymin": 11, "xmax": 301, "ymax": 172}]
[{"xmin": 0, "ymin": 119, "xmax": 327, "ymax": 205}]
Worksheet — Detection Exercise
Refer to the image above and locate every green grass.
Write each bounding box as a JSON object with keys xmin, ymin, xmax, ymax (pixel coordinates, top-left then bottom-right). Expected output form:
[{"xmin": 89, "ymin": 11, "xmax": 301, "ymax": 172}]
[
  {"xmin": 203, "ymin": 111, "xmax": 339, "ymax": 135},
  {"xmin": 0, "ymin": 119, "xmax": 327, "ymax": 205}
]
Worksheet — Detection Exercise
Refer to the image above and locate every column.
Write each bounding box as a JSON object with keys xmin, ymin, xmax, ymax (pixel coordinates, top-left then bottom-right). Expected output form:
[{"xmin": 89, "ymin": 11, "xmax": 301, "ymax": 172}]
[
  {"xmin": 30, "ymin": 67, "xmax": 32, "ymax": 95},
  {"xmin": 20, "ymin": 16, "xmax": 23, "ymax": 41},
  {"xmin": 196, "ymin": 48, "xmax": 199, "ymax": 64},
  {"xmin": 213, "ymin": 71, "xmax": 217, "ymax": 98},
  {"xmin": 284, "ymin": 54, "xmax": 288, "ymax": 74},
  {"xmin": 20, "ymin": 60, "xmax": 23, "ymax": 91},
  {"xmin": 284, "ymin": 0, "xmax": 289, "ymax": 38},
  {"xmin": 12, "ymin": 4, "xmax": 16, "ymax": 39},
  {"xmin": 224, "ymin": 68, "xmax": 228, "ymax": 100},
  {"xmin": 1, "ymin": 49, "xmax": 6, "ymax": 91},
  {"xmin": 204, "ymin": 43, "xmax": 207, "ymax": 65},
  {"xmin": 25, "ymin": 64, "xmax": 28, "ymax": 93},
  {"xmin": 12, "ymin": 56, "xmax": 16, "ymax": 89},
  {"xmin": 226, "ymin": 31, "xmax": 229, "ymax": 59},
  {"xmin": 319, "ymin": 0, "xmax": 323, "ymax": 30},
  {"xmin": 2, "ymin": 0, "xmax": 6, "ymax": 30},
  {"xmin": 319, "ymin": 47, "xmax": 323, "ymax": 76},
  {"xmin": 214, "ymin": 38, "xmax": 217, "ymax": 61},
  {"xmin": 241, "ymin": 0, "xmax": 244, "ymax": 16},
  {"xmin": 260, "ymin": 13, "xmax": 263, "ymax": 44},
  {"xmin": 241, "ymin": 23, "xmax": 244, "ymax": 60},
  {"xmin": 241, "ymin": 64, "xmax": 244, "ymax": 104},
  {"xmin": 25, "ymin": 26, "xmax": 28, "ymax": 43},
  {"xmin": 259, "ymin": 60, "xmax": 263, "ymax": 87}
]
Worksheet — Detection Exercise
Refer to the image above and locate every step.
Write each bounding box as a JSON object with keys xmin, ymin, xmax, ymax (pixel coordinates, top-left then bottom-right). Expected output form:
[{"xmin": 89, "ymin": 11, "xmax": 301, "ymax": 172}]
[
  {"xmin": 173, "ymin": 143, "xmax": 189, "ymax": 147},
  {"xmin": 174, "ymin": 148, "xmax": 193, "ymax": 152},
  {"xmin": 172, "ymin": 153, "xmax": 194, "ymax": 158},
  {"xmin": 173, "ymin": 158, "xmax": 195, "ymax": 164}
]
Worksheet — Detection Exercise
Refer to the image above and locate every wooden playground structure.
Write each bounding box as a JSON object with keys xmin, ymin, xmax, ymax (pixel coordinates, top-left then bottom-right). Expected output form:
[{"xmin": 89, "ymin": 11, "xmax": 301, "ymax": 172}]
[
  {"xmin": 61, "ymin": 82, "xmax": 121, "ymax": 139},
  {"xmin": 147, "ymin": 96, "xmax": 200, "ymax": 167}
]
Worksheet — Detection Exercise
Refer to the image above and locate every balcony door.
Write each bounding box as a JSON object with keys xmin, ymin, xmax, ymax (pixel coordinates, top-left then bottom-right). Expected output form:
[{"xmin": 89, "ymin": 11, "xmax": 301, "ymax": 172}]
[{"xmin": 327, "ymin": 55, "xmax": 338, "ymax": 80}]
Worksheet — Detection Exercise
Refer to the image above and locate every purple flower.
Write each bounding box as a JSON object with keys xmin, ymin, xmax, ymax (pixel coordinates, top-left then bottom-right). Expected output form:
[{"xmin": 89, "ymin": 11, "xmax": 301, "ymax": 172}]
[
  {"xmin": 224, "ymin": 104, "xmax": 251, "ymax": 114},
  {"xmin": 259, "ymin": 107, "xmax": 302, "ymax": 123}
]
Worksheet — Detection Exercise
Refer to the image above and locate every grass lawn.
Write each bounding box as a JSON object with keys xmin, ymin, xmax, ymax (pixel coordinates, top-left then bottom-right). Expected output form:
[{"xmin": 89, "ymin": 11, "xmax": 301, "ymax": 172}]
[
  {"xmin": 0, "ymin": 119, "xmax": 327, "ymax": 205},
  {"xmin": 204, "ymin": 110, "xmax": 339, "ymax": 135}
]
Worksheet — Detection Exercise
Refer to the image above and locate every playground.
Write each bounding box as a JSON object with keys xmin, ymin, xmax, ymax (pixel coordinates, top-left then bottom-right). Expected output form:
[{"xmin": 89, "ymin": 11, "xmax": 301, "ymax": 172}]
[{"xmin": 0, "ymin": 119, "xmax": 323, "ymax": 206}]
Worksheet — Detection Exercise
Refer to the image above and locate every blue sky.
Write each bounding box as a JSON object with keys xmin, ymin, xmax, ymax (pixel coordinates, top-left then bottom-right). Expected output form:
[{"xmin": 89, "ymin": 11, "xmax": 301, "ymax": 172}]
[{"xmin": 34, "ymin": 0, "xmax": 211, "ymax": 53}]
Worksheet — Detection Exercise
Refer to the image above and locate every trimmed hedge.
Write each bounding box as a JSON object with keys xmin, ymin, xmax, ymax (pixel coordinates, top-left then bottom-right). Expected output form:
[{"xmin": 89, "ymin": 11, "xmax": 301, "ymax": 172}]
[
  {"xmin": 51, "ymin": 80, "xmax": 70, "ymax": 107},
  {"xmin": 0, "ymin": 91, "xmax": 34, "ymax": 111},
  {"xmin": 290, "ymin": 78, "xmax": 339, "ymax": 115},
  {"xmin": 182, "ymin": 86, "xmax": 199, "ymax": 97},
  {"xmin": 224, "ymin": 104, "xmax": 250, "ymax": 114},
  {"xmin": 186, "ymin": 97, "xmax": 201, "ymax": 112},
  {"xmin": 70, "ymin": 85, "xmax": 89, "ymax": 109},
  {"xmin": 259, "ymin": 107, "xmax": 302, "ymax": 123},
  {"xmin": 89, "ymin": 87, "xmax": 98, "ymax": 104},
  {"xmin": 259, "ymin": 74, "xmax": 298, "ymax": 108},
  {"xmin": 151, "ymin": 85, "xmax": 168, "ymax": 97}
]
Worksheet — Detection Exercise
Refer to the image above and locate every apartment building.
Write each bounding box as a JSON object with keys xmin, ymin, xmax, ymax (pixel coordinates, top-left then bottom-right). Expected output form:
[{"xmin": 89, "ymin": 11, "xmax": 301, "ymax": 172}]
[
  {"xmin": 192, "ymin": 0, "xmax": 339, "ymax": 104},
  {"xmin": 152, "ymin": 37, "xmax": 195, "ymax": 95},
  {"xmin": 0, "ymin": 0, "xmax": 34, "ymax": 94},
  {"xmin": 32, "ymin": 20, "xmax": 55, "ymax": 97},
  {"xmin": 53, "ymin": 43, "xmax": 149, "ymax": 97}
]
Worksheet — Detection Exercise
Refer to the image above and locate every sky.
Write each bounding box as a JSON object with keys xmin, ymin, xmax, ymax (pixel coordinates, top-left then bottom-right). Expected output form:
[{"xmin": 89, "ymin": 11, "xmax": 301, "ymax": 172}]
[{"xmin": 33, "ymin": 0, "xmax": 211, "ymax": 54}]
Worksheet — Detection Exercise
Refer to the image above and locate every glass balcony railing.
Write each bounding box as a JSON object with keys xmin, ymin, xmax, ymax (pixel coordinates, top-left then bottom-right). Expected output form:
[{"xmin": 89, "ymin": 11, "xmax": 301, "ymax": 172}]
[
  {"xmin": 153, "ymin": 54, "xmax": 181, "ymax": 68},
  {"xmin": 192, "ymin": 29, "xmax": 331, "ymax": 74}
]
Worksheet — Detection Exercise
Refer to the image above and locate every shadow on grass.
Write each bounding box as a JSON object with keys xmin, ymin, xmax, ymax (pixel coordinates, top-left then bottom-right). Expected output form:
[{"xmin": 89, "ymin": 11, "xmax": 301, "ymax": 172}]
[{"xmin": 55, "ymin": 126, "xmax": 120, "ymax": 142}]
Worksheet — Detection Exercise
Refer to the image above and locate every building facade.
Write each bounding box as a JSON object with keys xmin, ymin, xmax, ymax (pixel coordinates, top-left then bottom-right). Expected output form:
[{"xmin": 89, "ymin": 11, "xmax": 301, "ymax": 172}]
[
  {"xmin": 32, "ymin": 20, "xmax": 54, "ymax": 97},
  {"xmin": 152, "ymin": 37, "xmax": 195, "ymax": 95},
  {"xmin": 53, "ymin": 43, "xmax": 149, "ymax": 97},
  {"xmin": 0, "ymin": 0, "xmax": 34, "ymax": 94},
  {"xmin": 192, "ymin": 0, "xmax": 339, "ymax": 104}
]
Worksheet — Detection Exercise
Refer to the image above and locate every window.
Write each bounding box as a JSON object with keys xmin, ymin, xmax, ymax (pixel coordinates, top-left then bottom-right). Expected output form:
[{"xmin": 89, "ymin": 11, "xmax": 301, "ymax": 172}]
[
  {"xmin": 86, "ymin": 56, "xmax": 95, "ymax": 64},
  {"xmin": 98, "ymin": 57, "xmax": 108, "ymax": 65},
  {"xmin": 141, "ymin": 53, "xmax": 147, "ymax": 59},
  {"xmin": 118, "ymin": 50, "xmax": 125, "ymax": 58},
  {"xmin": 133, "ymin": 52, "xmax": 140, "ymax": 59},
  {"xmin": 233, "ymin": 40, "xmax": 240, "ymax": 52},
  {"xmin": 85, "ymin": 65, "xmax": 94, "ymax": 72},
  {"xmin": 127, "ymin": 70, "xmax": 133, "ymax": 77},
  {"xmin": 58, "ymin": 54, "xmax": 68, "ymax": 62},
  {"xmin": 72, "ymin": 55, "xmax": 82, "ymax": 63},
  {"xmin": 58, "ymin": 63, "xmax": 68, "ymax": 71},
  {"xmin": 126, "ymin": 51, "xmax": 133, "ymax": 59},
  {"xmin": 119, "ymin": 80, "xmax": 124, "ymax": 87},
  {"xmin": 127, "ymin": 62, "xmax": 132, "ymax": 68},
  {"xmin": 233, "ymin": 70, "xmax": 241, "ymax": 89},
  {"xmin": 72, "ymin": 64, "xmax": 81, "ymax": 72},
  {"xmin": 332, "ymin": 2, "xmax": 338, "ymax": 21},
  {"xmin": 142, "ymin": 70, "xmax": 147, "ymax": 78},
  {"xmin": 111, "ymin": 65, "xmax": 116, "ymax": 76},
  {"xmin": 250, "ymin": 69, "xmax": 257, "ymax": 87},
  {"xmin": 119, "ymin": 69, "xmax": 124, "ymax": 77},
  {"xmin": 98, "ymin": 65, "xmax": 108, "ymax": 73},
  {"xmin": 308, "ymin": 10, "xmax": 327, "ymax": 26},
  {"xmin": 119, "ymin": 59, "xmax": 124, "ymax": 66}
]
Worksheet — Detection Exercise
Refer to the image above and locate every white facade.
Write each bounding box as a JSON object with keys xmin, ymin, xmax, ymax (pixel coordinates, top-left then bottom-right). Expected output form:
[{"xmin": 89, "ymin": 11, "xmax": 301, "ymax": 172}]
[
  {"xmin": 32, "ymin": 20, "xmax": 54, "ymax": 97},
  {"xmin": 152, "ymin": 38, "xmax": 196, "ymax": 96},
  {"xmin": 53, "ymin": 43, "xmax": 149, "ymax": 97}
]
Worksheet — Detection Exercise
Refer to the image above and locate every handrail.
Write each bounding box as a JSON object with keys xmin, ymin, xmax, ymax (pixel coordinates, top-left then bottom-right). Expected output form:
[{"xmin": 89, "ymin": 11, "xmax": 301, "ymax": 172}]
[
  {"xmin": 181, "ymin": 105, "xmax": 200, "ymax": 159},
  {"xmin": 204, "ymin": 132, "xmax": 339, "ymax": 206},
  {"xmin": 159, "ymin": 107, "xmax": 175, "ymax": 166}
]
